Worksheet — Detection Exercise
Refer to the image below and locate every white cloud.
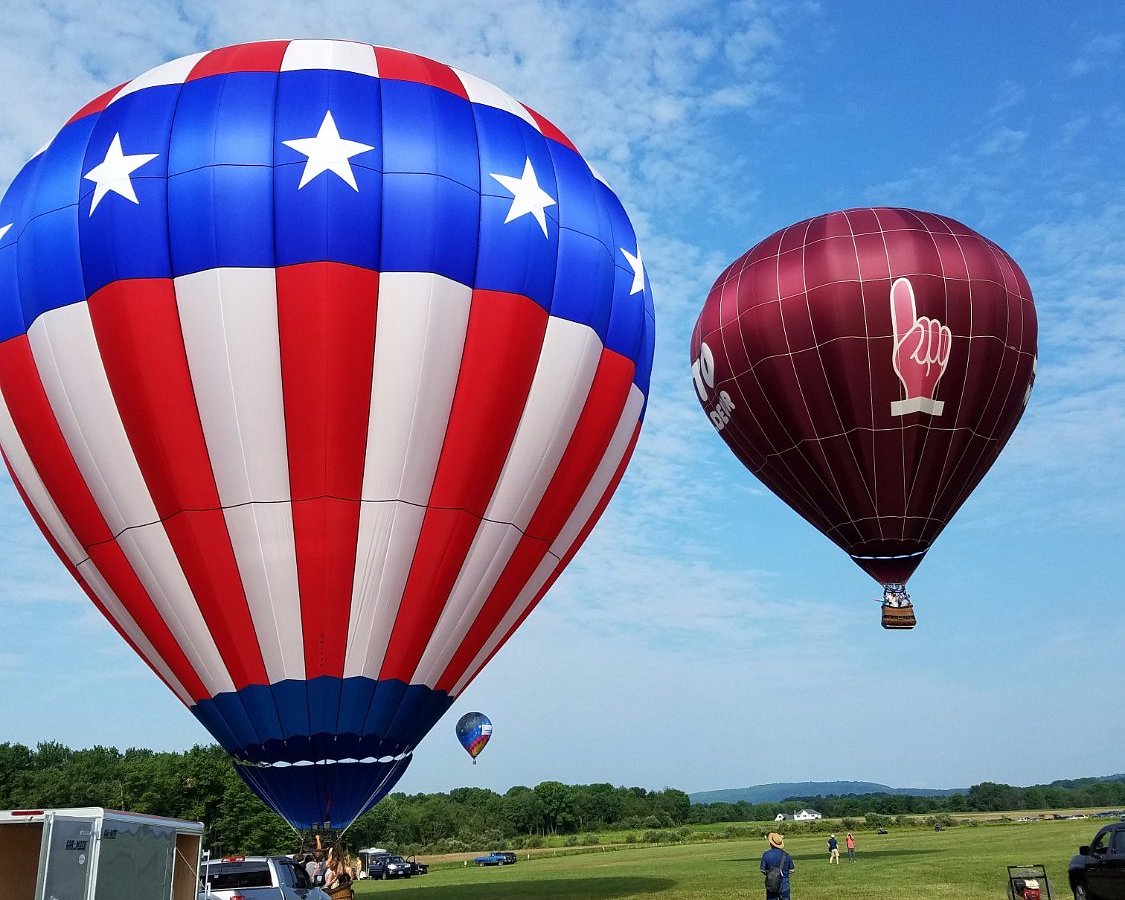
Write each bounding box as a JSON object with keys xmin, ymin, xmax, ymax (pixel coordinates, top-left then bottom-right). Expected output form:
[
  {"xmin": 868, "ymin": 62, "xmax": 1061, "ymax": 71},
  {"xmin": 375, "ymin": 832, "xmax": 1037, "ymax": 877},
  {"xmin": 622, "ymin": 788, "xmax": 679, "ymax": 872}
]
[
  {"xmin": 987, "ymin": 80, "xmax": 1026, "ymax": 118},
  {"xmin": 1069, "ymin": 32, "xmax": 1124, "ymax": 76},
  {"xmin": 978, "ymin": 125, "xmax": 1027, "ymax": 157}
]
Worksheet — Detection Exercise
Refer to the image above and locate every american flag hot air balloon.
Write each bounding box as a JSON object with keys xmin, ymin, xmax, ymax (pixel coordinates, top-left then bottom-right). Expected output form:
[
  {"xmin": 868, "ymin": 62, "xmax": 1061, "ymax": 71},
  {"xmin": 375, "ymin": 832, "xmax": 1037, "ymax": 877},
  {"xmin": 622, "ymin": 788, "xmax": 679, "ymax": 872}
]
[{"xmin": 0, "ymin": 39, "xmax": 654, "ymax": 830}]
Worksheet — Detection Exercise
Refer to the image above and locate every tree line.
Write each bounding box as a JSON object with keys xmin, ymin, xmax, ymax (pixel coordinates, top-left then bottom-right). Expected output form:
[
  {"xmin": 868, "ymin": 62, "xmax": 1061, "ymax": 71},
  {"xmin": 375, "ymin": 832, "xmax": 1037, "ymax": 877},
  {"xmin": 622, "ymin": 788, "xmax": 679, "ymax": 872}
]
[
  {"xmin": 689, "ymin": 776, "xmax": 1125, "ymax": 823},
  {"xmin": 1, "ymin": 741, "xmax": 1121, "ymax": 857}
]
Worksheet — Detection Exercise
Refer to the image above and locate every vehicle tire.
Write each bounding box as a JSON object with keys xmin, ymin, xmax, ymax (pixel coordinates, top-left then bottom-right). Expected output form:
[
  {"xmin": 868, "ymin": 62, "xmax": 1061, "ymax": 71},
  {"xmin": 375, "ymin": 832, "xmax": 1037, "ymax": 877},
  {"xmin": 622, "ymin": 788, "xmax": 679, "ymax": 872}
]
[{"xmin": 1073, "ymin": 883, "xmax": 1089, "ymax": 900}]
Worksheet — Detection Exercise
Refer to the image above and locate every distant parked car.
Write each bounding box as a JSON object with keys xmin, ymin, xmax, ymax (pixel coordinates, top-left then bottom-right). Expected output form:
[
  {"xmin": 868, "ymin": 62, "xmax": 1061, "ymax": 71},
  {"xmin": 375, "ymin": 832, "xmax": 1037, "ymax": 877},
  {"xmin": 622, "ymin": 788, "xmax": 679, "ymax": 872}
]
[
  {"xmin": 366, "ymin": 854, "xmax": 414, "ymax": 879},
  {"xmin": 199, "ymin": 856, "xmax": 330, "ymax": 900},
  {"xmin": 474, "ymin": 851, "xmax": 517, "ymax": 866},
  {"xmin": 405, "ymin": 856, "xmax": 429, "ymax": 876},
  {"xmin": 877, "ymin": 828, "xmax": 889, "ymax": 835},
  {"xmin": 1068, "ymin": 821, "xmax": 1125, "ymax": 900}
]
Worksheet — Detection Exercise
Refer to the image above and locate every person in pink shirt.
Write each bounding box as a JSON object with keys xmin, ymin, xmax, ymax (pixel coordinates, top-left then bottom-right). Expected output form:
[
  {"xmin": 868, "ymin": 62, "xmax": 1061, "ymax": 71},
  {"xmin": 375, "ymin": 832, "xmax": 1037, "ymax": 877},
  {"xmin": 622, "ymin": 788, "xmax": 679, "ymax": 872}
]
[{"xmin": 846, "ymin": 832, "xmax": 856, "ymax": 861}]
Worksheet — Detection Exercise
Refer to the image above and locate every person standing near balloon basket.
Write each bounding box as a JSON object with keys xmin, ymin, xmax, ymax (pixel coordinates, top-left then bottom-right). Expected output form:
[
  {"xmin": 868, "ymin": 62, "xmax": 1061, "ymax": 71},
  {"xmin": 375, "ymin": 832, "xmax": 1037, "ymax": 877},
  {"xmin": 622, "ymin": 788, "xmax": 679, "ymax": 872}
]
[
  {"xmin": 760, "ymin": 832, "xmax": 795, "ymax": 900},
  {"xmin": 323, "ymin": 847, "xmax": 355, "ymax": 900}
]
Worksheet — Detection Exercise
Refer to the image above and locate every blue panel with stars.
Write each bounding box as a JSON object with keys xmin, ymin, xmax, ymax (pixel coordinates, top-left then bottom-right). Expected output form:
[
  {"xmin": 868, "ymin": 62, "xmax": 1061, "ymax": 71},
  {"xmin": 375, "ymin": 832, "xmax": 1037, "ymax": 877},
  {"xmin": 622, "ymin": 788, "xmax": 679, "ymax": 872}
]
[
  {"xmin": 601, "ymin": 183, "xmax": 650, "ymax": 368},
  {"xmin": 273, "ymin": 70, "xmax": 383, "ymax": 269},
  {"xmin": 275, "ymin": 70, "xmax": 383, "ymax": 175},
  {"xmin": 604, "ymin": 259, "xmax": 646, "ymax": 365},
  {"xmin": 471, "ymin": 105, "xmax": 560, "ymax": 308},
  {"xmin": 475, "ymin": 191, "xmax": 559, "ymax": 309},
  {"xmin": 77, "ymin": 87, "xmax": 177, "ymax": 294}
]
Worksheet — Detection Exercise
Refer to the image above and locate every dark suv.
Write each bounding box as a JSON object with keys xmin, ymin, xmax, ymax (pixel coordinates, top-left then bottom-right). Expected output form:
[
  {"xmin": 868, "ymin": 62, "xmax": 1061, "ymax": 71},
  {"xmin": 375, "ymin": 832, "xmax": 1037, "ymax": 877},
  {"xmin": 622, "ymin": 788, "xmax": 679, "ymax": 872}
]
[
  {"xmin": 367, "ymin": 854, "xmax": 413, "ymax": 879},
  {"xmin": 1069, "ymin": 821, "xmax": 1125, "ymax": 899}
]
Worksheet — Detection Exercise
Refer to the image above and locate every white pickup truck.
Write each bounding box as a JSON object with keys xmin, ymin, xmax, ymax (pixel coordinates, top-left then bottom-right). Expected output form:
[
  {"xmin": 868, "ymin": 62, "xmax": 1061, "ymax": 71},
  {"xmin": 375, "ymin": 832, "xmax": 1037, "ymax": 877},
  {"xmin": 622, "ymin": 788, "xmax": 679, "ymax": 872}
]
[{"xmin": 199, "ymin": 855, "xmax": 332, "ymax": 900}]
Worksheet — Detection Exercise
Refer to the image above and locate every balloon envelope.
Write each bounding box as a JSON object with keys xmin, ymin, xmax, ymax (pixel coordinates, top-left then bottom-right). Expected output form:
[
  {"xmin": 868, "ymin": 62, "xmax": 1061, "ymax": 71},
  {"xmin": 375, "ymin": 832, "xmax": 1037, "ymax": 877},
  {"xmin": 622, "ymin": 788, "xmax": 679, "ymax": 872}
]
[
  {"xmin": 0, "ymin": 40, "xmax": 654, "ymax": 829},
  {"xmin": 690, "ymin": 207, "xmax": 1036, "ymax": 589},
  {"xmin": 455, "ymin": 711, "xmax": 493, "ymax": 760}
]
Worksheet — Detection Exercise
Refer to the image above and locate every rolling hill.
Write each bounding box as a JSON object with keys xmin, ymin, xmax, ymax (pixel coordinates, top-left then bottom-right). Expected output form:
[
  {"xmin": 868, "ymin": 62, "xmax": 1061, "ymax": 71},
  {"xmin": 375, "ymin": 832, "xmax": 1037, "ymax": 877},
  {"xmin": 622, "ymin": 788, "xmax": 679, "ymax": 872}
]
[{"xmin": 688, "ymin": 781, "xmax": 962, "ymax": 804}]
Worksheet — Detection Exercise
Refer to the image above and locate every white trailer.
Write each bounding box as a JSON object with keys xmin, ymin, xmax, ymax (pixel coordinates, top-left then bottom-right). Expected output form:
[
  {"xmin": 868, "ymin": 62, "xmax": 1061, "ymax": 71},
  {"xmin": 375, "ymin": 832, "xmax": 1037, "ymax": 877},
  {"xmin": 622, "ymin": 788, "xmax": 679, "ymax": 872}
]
[{"xmin": 0, "ymin": 807, "xmax": 204, "ymax": 900}]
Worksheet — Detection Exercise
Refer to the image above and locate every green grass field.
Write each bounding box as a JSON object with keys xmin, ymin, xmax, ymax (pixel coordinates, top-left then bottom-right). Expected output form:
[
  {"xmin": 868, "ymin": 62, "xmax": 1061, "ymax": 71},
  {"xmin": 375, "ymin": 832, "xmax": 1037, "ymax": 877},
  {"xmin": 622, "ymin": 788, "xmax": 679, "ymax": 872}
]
[{"xmin": 353, "ymin": 819, "xmax": 1095, "ymax": 899}]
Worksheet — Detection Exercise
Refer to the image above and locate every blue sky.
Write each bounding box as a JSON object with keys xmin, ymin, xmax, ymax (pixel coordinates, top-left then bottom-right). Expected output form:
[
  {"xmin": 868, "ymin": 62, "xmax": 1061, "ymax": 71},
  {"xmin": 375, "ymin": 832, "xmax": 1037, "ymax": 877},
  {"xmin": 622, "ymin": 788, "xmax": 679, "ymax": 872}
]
[{"xmin": 0, "ymin": 1, "xmax": 1122, "ymax": 797}]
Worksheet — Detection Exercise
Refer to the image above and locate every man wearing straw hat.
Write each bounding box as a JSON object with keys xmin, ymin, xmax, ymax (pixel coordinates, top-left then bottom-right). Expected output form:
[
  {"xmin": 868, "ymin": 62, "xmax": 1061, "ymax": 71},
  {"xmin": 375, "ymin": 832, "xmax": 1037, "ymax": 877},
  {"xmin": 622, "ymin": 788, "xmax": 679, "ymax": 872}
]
[{"xmin": 760, "ymin": 832, "xmax": 795, "ymax": 899}]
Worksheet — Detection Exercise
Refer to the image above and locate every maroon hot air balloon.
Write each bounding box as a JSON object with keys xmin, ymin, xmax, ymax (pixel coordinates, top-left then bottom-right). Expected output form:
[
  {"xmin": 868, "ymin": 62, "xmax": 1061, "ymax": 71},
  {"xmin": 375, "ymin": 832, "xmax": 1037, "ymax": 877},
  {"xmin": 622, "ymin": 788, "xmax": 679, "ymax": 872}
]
[{"xmin": 690, "ymin": 207, "xmax": 1037, "ymax": 628}]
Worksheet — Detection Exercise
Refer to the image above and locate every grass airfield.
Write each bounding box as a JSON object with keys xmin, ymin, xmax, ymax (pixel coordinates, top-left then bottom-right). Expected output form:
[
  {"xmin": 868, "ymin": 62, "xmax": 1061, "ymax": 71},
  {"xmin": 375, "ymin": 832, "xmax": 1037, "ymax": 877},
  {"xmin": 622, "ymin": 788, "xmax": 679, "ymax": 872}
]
[{"xmin": 354, "ymin": 818, "xmax": 1097, "ymax": 899}]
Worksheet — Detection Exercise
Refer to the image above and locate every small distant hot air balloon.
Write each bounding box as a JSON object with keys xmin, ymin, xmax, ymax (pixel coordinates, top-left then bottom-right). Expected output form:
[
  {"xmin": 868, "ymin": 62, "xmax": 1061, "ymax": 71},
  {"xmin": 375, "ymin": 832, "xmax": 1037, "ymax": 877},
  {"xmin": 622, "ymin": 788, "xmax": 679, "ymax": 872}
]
[
  {"xmin": 455, "ymin": 712, "xmax": 493, "ymax": 763},
  {"xmin": 690, "ymin": 208, "xmax": 1037, "ymax": 629},
  {"xmin": 0, "ymin": 40, "xmax": 654, "ymax": 831}
]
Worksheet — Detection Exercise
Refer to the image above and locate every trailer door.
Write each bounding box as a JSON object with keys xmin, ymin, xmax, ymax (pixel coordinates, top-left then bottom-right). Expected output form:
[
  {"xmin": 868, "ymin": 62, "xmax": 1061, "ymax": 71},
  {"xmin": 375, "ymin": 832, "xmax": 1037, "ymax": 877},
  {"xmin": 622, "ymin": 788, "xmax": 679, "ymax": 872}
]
[
  {"xmin": 93, "ymin": 818, "xmax": 176, "ymax": 900},
  {"xmin": 38, "ymin": 815, "xmax": 94, "ymax": 900}
]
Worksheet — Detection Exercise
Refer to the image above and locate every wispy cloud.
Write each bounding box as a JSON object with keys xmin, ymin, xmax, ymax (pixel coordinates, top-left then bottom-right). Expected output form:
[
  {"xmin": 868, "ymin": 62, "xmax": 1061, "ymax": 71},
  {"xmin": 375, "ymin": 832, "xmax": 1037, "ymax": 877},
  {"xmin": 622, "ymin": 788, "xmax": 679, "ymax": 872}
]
[
  {"xmin": 1069, "ymin": 32, "xmax": 1124, "ymax": 76},
  {"xmin": 978, "ymin": 125, "xmax": 1027, "ymax": 156}
]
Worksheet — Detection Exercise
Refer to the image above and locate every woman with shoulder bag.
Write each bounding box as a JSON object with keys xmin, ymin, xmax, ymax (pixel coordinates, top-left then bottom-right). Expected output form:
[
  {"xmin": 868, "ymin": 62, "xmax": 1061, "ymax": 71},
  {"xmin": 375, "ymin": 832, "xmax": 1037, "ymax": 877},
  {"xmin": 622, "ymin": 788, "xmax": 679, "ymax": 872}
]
[{"xmin": 323, "ymin": 847, "xmax": 355, "ymax": 900}]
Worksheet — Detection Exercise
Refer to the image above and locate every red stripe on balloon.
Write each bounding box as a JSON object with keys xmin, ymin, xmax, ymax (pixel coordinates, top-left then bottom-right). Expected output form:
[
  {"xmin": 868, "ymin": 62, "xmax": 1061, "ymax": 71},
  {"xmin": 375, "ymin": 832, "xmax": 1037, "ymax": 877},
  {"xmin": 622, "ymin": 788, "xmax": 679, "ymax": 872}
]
[
  {"xmin": 187, "ymin": 41, "xmax": 290, "ymax": 80},
  {"xmin": 459, "ymin": 420, "xmax": 643, "ymax": 693},
  {"xmin": 1, "ymin": 451, "xmax": 193, "ymax": 701},
  {"xmin": 0, "ymin": 336, "xmax": 114, "ymax": 549},
  {"xmin": 520, "ymin": 106, "xmax": 578, "ymax": 153},
  {"xmin": 373, "ymin": 47, "xmax": 469, "ymax": 98},
  {"xmin": 0, "ymin": 336, "xmax": 209, "ymax": 701},
  {"xmin": 87, "ymin": 278, "xmax": 269, "ymax": 690},
  {"xmin": 435, "ymin": 347, "xmax": 635, "ymax": 692},
  {"xmin": 277, "ymin": 262, "xmax": 379, "ymax": 680},
  {"xmin": 66, "ymin": 83, "xmax": 127, "ymax": 125},
  {"xmin": 378, "ymin": 289, "xmax": 547, "ymax": 683}
]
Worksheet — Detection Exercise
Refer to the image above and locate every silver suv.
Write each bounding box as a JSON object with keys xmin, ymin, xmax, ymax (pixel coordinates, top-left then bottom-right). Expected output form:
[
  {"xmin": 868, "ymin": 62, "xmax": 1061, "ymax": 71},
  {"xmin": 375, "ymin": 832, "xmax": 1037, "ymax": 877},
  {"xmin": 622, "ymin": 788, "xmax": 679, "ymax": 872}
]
[{"xmin": 199, "ymin": 856, "xmax": 331, "ymax": 900}]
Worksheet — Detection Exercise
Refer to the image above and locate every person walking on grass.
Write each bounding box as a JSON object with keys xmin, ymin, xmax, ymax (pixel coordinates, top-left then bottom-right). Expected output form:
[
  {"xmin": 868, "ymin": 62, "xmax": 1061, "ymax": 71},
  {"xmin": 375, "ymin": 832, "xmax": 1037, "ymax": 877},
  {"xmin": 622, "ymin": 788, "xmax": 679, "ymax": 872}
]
[
  {"xmin": 827, "ymin": 833, "xmax": 840, "ymax": 864},
  {"xmin": 760, "ymin": 832, "xmax": 795, "ymax": 900},
  {"xmin": 846, "ymin": 832, "xmax": 856, "ymax": 861}
]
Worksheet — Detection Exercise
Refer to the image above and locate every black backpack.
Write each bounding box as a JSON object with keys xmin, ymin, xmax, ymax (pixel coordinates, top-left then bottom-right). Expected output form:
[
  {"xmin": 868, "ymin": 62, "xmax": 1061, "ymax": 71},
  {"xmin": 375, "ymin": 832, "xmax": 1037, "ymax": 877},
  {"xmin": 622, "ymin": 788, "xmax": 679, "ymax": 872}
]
[{"xmin": 764, "ymin": 853, "xmax": 787, "ymax": 893}]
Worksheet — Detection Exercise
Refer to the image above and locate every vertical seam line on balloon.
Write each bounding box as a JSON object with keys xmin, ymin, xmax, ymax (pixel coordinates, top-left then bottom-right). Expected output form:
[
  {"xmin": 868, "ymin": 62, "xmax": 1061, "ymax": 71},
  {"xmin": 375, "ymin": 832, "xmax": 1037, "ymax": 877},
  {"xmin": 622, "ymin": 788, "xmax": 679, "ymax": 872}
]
[
  {"xmin": 803, "ymin": 214, "xmax": 879, "ymax": 540},
  {"xmin": 264, "ymin": 59, "xmax": 303, "ymax": 766},
  {"xmin": 841, "ymin": 208, "xmax": 884, "ymax": 545}
]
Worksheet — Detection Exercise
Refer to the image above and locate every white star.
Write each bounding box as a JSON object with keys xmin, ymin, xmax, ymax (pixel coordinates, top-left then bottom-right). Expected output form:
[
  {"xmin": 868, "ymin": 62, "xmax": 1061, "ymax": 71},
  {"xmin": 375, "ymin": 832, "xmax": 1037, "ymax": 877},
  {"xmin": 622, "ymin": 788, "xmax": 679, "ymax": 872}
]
[
  {"xmin": 490, "ymin": 158, "xmax": 556, "ymax": 237},
  {"xmin": 283, "ymin": 111, "xmax": 375, "ymax": 191},
  {"xmin": 621, "ymin": 246, "xmax": 645, "ymax": 295},
  {"xmin": 83, "ymin": 133, "xmax": 159, "ymax": 215},
  {"xmin": 0, "ymin": 223, "xmax": 11, "ymax": 242}
]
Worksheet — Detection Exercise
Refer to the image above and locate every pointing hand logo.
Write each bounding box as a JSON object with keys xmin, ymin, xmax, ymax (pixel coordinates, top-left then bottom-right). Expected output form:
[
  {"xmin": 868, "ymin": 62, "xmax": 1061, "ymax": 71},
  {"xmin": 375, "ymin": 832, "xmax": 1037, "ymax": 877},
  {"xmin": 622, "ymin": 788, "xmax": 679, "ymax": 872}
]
[{"xmin": 889, "ymin": 277, "xmax": 952, "ymax": 416}]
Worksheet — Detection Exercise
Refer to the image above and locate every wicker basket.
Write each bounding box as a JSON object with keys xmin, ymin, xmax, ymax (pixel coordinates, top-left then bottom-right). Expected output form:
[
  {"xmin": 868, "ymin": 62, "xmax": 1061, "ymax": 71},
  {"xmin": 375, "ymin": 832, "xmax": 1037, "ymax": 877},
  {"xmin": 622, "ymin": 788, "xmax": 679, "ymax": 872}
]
[{"xmin": 881, "ymin": 605, "xmax": 916, "ymax": 629}]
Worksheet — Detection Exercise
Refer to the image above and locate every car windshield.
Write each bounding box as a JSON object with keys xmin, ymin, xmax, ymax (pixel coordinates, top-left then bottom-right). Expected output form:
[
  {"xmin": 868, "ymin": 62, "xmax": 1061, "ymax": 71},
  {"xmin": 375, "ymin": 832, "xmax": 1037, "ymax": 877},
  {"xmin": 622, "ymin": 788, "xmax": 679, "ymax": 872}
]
[{"xmin": 203, "ymin": 862, "xmax": 272, "ymax": 889}]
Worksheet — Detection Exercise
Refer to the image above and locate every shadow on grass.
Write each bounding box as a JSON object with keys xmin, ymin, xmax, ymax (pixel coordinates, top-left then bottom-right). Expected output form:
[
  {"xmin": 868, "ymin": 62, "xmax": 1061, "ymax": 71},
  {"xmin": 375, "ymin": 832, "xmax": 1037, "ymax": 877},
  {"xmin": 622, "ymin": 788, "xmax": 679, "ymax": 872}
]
[{"xmin": 361, "ymin": 876, "xmax": 676, "ymax": 898}]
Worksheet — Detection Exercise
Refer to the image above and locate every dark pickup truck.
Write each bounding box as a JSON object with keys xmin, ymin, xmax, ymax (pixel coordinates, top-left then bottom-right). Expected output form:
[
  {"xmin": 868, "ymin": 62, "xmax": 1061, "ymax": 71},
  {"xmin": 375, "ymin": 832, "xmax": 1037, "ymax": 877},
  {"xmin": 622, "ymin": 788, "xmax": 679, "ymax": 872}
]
[{"xmin": 1069, "ymin": 821, "xmax": 1125, "ymax": 900}]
